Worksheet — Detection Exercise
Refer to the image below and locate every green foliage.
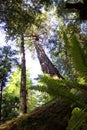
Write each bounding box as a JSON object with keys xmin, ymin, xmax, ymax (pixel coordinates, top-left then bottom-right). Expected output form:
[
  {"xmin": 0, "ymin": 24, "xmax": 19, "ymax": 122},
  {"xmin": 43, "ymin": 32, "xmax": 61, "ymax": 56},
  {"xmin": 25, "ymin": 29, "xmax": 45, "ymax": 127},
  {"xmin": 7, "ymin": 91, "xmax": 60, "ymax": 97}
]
[
  {"xmin": 0, "ymin": 45, "xmax": 18, "ymax": 89},
  {"xmin": 0, "ymin": 0, "xmax": 35, "ymax": 38},
  {"xmin": 1, "ymin": 69, "xmax": 20, "ymax": 123},
  {"xmin": 63, "ymin": 32, "xmax": 87, "ymax": 83},
  {"xmin": 67, "ymin": 107, "xmax": 87, "ymax": 130},
  {"xmin": 2, "ymin": 69, "xmax": 37, "ymax": 122},
  {"xmin": 54, "ymin": 31, "xmax": 87, "ymax": 129},
  {"xmin": 0, "ymin": 0, "xmax": 87, "ymax": 129},
  {"xmin": 35, "ymin": 32, "xmax": 87, "ymax": 129},
  {"xmin": 27, "ymin": 93, "xmax": 37, "ymax": 111},
  {"xmin": 6, "ymin": 69, "xmax": 32, "ymax": 95},
  {"xmin": 32, "ymin": 36, "xmax": 87, "ymax": 129},
  {"xmin": 50, "ymin": 26, "xmax": 78, "ymax": 80},
  {"xmin": 33, "ymin": 74, "xmax": 86, "ymax": 106},
  {"xmin": 70, "ymin": 35, "xmax": 87, "ymax": 77},
  {"xmin": 2, "ymin": 93, "xmax": 19, "ymax": 122},
  {"xmin": 32, "ymin": 72, "xmax": 87, "ymax": 129},
  {"xmin": 5, "ymin": 69, "xmax": 21, "ymax": 95}
]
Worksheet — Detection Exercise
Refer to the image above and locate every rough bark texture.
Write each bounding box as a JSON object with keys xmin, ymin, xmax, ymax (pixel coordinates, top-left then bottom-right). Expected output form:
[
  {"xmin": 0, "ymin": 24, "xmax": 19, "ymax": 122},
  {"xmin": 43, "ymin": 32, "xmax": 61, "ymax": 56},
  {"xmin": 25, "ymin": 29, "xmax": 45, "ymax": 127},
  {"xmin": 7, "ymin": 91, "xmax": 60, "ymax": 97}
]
[
  {"xmin": 20, "ymin": 34, "xmax": 27, "ymax": 115},
  {"xmin": 0, "ymin": 85, "xmax": 2, "ymax": 124},
  {"xmin": 0, "ymin": 99, "xmax": 72, "ymax": 130},
  {"xmin": 34, "ymin": 41, "xmax": 64, "ymax": 79},
  {"xmin": 0, "ymin": 81, "xmax": 4, "ymax": 124}
]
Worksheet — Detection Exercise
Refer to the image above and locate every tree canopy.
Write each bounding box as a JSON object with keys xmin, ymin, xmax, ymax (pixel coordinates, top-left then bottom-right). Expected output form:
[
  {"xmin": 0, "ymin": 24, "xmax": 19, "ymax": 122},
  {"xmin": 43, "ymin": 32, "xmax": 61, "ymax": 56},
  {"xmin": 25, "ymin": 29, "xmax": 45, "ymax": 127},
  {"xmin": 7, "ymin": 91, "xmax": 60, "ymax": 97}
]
[{"xmin": 0, "ymin": 0, "xmax": 87, "ymax": 129}]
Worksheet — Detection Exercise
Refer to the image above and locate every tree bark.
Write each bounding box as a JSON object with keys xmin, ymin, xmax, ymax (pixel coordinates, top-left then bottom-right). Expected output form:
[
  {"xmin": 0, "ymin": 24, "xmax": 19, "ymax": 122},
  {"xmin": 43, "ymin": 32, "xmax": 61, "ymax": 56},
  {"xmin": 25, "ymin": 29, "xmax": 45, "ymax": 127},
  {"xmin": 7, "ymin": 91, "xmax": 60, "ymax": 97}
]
[
  {"xmin": 0, "ymin": 83, "xmax": 2, "ymax": 124},
  {"xmin": 20, "ymin": 34, "xmax": 27, "ymax": 115},
  {"xmin": 34, "ymin": 41, "xmax": 64, "ymax": 79},
  {"xmin": 0, "ymin": 99, "xmax": 72, "ymax": 130}
]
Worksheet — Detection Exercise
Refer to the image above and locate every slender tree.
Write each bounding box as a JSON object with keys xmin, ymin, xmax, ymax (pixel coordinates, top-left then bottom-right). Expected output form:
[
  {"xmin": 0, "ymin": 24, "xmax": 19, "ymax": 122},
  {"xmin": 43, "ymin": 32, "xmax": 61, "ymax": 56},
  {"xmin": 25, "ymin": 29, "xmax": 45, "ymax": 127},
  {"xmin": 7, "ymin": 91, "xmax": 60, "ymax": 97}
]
[
  {"xmin": 20, "ymin": 34, "xmax": 27, "ymax": 115},
  {"xmin": 0, "ymin": 0, "xmax": 35, "ymax": 115}
]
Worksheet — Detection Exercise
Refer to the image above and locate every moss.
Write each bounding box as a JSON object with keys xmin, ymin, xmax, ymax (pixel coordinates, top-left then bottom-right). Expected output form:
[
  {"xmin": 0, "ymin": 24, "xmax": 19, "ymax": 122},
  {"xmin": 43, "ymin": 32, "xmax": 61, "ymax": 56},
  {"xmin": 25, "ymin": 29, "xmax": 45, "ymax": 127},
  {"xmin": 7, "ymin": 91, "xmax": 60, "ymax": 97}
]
[{"xmin": 0, "ymin": 99, "xmax": 72, "ymax": 130}]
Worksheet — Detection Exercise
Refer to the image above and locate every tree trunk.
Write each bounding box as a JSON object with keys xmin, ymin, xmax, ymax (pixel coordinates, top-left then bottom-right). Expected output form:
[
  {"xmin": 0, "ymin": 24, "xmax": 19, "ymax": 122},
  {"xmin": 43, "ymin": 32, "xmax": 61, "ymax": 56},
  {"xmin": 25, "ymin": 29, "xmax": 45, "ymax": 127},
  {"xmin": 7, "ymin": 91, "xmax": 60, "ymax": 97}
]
[
  {"xmin": 34, "ymin": 41, "xmax": 64, "ymax": 79},
  {"xmin": 0, "ymin": 83, "xmax": 2, "ymax": 124},
  {"xmin": 0, "ymin": 99, "xmax": 72, "ymax": 130},
  {"xmin": 20, "ymin": 34, "xmax": 27, "ymax": 115}
]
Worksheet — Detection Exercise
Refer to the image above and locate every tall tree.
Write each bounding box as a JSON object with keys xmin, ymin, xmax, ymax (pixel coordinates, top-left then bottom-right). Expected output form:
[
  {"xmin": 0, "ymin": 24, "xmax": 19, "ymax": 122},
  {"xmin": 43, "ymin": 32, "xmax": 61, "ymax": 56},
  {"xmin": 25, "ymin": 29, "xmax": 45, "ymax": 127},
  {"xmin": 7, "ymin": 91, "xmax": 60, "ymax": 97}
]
[
  {"xmin": 0, "ymin": 45, "xmax": 17, "ymax": 124},
  {"xmin": 0, "ymin": 1, "xmax": 87, "ymax": 129},
  {"xmin": 24, "ymin": 9, "xmax": 64, "ymax": 79},
  {"xmin": 20, "ymin": 34, "xmax": 27, "ymax": 115},
  {"xmin": 0, "ymin": 0, "xmax": 35, "ymax": 115},
  {"xmin": 34, "ymin": 37, "xmax": 64, "ymax": 79}
]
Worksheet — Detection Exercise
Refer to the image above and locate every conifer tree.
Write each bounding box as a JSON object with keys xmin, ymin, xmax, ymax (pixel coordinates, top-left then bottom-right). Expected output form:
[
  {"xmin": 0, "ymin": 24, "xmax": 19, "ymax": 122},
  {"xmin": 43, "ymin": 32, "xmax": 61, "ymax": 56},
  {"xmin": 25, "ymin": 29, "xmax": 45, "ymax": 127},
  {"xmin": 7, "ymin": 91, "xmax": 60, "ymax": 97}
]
[
  {"xmin": 34, "ymin": 37, "xmax": 64, "ymax": 79},
  {"xmin": 0, "ymin": 0, "xmax": 35, "ymax": 115},
  {"xmin": 0, "ymin": 45, "xmax": 17, "ymax": 124}
]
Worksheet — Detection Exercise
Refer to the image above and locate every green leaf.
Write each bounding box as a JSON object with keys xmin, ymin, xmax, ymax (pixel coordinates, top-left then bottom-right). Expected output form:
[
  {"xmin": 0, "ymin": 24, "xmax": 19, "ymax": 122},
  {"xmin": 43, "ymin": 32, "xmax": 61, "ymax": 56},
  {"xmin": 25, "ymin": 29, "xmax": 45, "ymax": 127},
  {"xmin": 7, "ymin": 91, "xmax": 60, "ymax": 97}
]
[{"xmin": 67, "ymin": 107, "xmax": 87, "ymax": 130}]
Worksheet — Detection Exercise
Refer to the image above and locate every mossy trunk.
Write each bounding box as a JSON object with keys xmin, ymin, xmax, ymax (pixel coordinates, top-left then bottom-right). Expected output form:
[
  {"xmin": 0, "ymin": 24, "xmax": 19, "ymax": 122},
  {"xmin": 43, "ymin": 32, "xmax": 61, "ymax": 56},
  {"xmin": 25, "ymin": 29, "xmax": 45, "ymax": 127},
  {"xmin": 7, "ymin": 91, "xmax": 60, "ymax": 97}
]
[{"xmin": 0, "ymin": 99, "xmax": 72, "ymax": 130}]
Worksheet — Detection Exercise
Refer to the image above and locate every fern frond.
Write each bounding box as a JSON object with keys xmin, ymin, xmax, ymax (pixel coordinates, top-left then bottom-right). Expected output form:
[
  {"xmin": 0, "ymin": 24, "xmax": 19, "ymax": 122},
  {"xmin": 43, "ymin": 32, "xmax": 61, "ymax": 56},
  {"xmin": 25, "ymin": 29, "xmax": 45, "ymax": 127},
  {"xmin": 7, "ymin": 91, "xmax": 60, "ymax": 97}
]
[
  {"xmin": 63, "ymin": 32, "xmax": 87, "ymax": 83},
  {"xmin": 70, "ymin": 35, "xmax": 87, "ymax": 77},
  {"xmin": 67, "ymin": 107, "xmax": 87, "ymax": 130},
  {"xmin": 32, "ymin": 75, "xmax": 86, "ymax": 107}
]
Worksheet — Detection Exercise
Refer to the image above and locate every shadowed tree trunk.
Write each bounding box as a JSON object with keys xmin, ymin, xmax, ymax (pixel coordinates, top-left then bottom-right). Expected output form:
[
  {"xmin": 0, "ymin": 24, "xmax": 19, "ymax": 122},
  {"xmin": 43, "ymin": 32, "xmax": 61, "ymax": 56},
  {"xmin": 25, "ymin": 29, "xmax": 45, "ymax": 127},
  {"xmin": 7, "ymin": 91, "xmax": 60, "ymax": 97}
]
[
  {"xmin": 20, "ymin": 34, "xmax": 27, "ymax": 115},
  {"xmin": 0, "ymin": 99, "xmax": 72, "ymax": 130},
  {"xmin": 66, "ymin": 1, "xmax": 87, "ymax": 20},
  {"xmin": 0, "ymin": 82, "xmax": 3, "ymax": 124},
  {"xmin": 34, "ymin": 40, "xmax": 64, "ymax": 79},
  {"xmin": 0, "ymin": 81, "xmax": 5, "ymax": 124}
]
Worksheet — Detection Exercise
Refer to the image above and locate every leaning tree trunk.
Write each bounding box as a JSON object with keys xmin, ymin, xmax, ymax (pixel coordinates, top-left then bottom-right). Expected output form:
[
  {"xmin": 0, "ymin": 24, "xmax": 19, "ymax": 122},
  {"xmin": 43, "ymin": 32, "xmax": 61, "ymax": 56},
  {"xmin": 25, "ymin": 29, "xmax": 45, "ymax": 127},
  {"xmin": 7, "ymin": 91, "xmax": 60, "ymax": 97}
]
[
  {"xmin": 0, "ymin": 99, "xmax": 72, "ymax": 130},
  {"xmin": 20, "ymin": 34, "xmax": 27, "ymax": 115},
  {"xmin": 34, "ymin": 41, "xmax": 64, "ymax": 79}
]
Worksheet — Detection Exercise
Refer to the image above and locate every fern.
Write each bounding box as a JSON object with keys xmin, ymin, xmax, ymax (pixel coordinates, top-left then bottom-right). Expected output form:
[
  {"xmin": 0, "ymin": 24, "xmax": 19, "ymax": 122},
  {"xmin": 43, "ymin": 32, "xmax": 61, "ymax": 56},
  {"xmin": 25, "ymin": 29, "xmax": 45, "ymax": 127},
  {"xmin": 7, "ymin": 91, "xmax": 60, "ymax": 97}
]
[
  {"xmin": 70, "ymin": 35, "xmax": 87, "ymax": 77},
  {"xmin": 67, "ymin": 107, "xmax": 87, "ymax": 130},
  {"xmin": 31, "ymin": 32, "xmax": 87, "ymax": 129},
  {"xmin": 63, "ymin": 32, "xmax": 87, "ymax": 83},
  {"xmin": 83, "ymin": 41, "xmax": 87, "ymax": 65},
  {"xmin": 31, "ymin": 73, "xmax": 87, "ymax": 129},
  {"xmin": 59, "ymin": 29, "xmax": 87, "ymax": 76},
  {"xmin": 32, "ymin": 74, "xmax": 87, "ymax": 107}
]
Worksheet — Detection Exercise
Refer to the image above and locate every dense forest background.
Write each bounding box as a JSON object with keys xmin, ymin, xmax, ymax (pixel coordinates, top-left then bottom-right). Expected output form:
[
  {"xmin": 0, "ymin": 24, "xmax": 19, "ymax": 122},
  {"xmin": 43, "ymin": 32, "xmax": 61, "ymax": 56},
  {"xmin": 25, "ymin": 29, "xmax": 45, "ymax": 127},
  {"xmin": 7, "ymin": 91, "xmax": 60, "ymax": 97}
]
[{"xmin": 0, "ymin": 0, "xmax": 87, "ymax": 129}]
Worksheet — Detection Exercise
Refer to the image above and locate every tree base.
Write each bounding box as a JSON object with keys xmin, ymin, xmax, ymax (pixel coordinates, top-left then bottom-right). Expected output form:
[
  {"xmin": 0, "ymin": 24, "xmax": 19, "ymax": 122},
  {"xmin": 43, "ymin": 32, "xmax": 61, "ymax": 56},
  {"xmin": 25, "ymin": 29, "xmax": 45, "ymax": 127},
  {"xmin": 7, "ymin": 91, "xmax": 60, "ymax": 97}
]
[{"xmin": 0, "ymin": 99, "xmax": 72, "ymax": 130}]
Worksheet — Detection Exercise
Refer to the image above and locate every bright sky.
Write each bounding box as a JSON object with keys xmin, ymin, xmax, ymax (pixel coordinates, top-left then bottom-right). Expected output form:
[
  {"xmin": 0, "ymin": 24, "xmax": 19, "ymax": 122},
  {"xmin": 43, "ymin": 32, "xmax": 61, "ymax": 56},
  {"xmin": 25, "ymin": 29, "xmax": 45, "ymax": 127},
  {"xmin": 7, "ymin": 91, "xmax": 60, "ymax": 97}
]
[
  {"xmin": 26, "ymin": 49, "xmax": 42, "ymax": 81},
  {"xmin": 0, "ymin": 31, "xmax": 42, "ymax": 82}
]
